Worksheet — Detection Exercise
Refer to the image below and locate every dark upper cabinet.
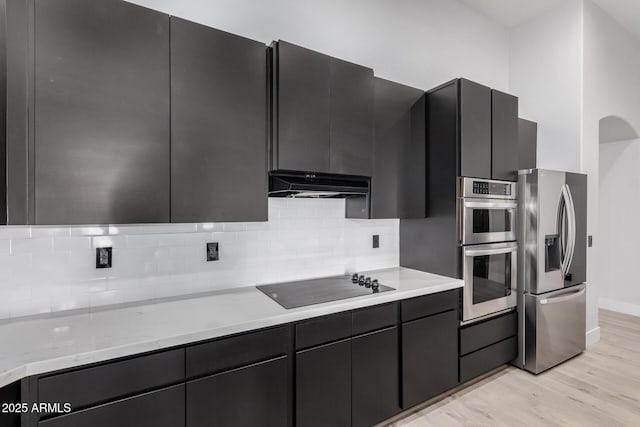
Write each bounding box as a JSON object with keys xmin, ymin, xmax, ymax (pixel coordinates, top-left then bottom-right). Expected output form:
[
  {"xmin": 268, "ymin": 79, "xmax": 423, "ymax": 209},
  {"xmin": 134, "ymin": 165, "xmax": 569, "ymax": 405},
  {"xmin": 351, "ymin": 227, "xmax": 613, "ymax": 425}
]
[
  {"xmin": 491, "ymin": 90, "xmax": 519, "ymax": 181},
  {"xmin": 271, "ymin": 41, "xmax": 373, "ymax": 176},
  {"xmin": 352, "ymin": 327, "xmax": 401, "ymax": 427},
  {"xmin": 459, "ymin": 79, "xmax": 492, "ymax": 179},
  {"xmin": 518, "ymin": 118, "xmax": 538, "ymax": 170},
  {"xmin": 186, "ymin": 357, "xmax": 288, "ymax": 427},
  {"xmin": 328, "ymin": 57, "xmax": 374, "ymax": 177},
  {"xmin": 401, "ymin": 310, "xmax": 458, "ymax": 409},
  {"xmin": 427, "ymin": 78, "xmax": 519, "ymax": 183},
  {"xmin": 296, "ymin": 339, "xmax": 351, "ymax": 427},
  {"xmin": 372, "ymin": 77, "xmax": 425, "ymax": 219},
  {"xmin": 170, "ymin": 18, "xmax": 267, "ymax": 223},
  {"xmin": 33, "ymin": 0, "xmax": 171, "ymax": 224},
  {"xmin": 272, "ymin": 41, "xmax": 331, "ymax": 173}
]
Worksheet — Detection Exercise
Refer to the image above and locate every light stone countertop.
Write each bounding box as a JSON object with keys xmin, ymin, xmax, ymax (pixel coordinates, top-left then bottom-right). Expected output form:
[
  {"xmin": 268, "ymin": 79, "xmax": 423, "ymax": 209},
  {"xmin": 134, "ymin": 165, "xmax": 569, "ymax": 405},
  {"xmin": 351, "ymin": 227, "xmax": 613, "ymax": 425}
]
[{"xmin": 0, "ymin": 267, "xmax": 462, "ymax": 389}]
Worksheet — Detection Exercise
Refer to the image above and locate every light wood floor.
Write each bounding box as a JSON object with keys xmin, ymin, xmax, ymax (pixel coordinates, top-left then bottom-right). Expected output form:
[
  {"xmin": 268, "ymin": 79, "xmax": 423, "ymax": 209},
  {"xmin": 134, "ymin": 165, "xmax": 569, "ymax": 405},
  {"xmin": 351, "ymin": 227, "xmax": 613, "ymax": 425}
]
[{"xmin": 385, "ymin": 310, "xmax": 640, "ymax": 427}]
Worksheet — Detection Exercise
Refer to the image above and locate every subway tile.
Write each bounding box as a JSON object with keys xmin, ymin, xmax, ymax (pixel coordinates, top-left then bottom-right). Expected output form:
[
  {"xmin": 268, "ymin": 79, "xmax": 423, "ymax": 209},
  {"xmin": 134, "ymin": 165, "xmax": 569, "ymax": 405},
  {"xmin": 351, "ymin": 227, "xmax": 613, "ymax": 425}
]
[
  {"xmin": 54, "ymin": 236, "xmax": 92, "ymax": 252},
  {"xmin": 69, "ymin": 226, "xmax": 109, "ymax": 236},
  {"xmin": 0, "ymin": 199, "xmax": 400, "ymax": 320},
  {"xmin": 197, "ymin": 223, "xmax": 224, "ymax": 232},
  {"xmin": 126, "ymin": 234, "xmax": 160, "ymax": 248},
  {"xmin": 0, "ymin": 240, "xmax": 10, "ymax": 256},
  {"xmin": 92, "ymin": 235, "xmax": 127, "ymax": 249},
  {"xmin": 32, "ymin": 227, "xmax": 71, "ymax": 238},
  {"xmin": 0, "ymin": 227, "xmax": 32, "ymax": 240},
  {"xmin": 11, "ymin": 238, "xmax": 54, "ymax": 255}
]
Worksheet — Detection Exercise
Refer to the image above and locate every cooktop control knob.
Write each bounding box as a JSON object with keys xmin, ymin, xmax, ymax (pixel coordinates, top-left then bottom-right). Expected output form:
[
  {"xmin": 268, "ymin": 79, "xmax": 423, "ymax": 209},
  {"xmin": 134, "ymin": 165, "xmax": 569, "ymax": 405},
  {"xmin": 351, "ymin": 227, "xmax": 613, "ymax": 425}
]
[
  {"xmin": 364, "ymin": 277, "xmax": 372, "ymax": 288},
  {"xmin": 351, "ymin": 273, "xmax": 359, "ymax": 283},
  {"xmin": 371, "ymin": 279, "xmax": 379, "ymax": 291},
  {"xmin": 358, "ymin": 275, "xmax": 365, "ymax": 286}
]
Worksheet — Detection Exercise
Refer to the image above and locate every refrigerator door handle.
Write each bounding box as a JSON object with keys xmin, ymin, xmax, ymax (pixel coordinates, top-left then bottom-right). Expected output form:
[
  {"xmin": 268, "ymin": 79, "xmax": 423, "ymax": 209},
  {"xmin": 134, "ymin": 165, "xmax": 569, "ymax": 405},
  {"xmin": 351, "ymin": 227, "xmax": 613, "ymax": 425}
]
[
  {"xmin": 560, "ymin": 184, "xmax": 576, "ymax": 277},
  {"xmin": 540, "ymin": 288, "xmax": 585, "ymax": 305}
]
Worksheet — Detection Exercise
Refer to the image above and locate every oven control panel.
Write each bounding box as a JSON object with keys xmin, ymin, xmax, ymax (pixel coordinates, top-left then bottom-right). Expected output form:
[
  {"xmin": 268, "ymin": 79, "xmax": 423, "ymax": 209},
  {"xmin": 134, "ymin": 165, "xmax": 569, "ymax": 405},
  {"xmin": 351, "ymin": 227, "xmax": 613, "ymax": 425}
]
[
  {"xmin": 472, "ymin": 181, "xmax": 512, "ymax": 196},
  {"xmin": 459, "ymin": 177, "xmax": 516, "ymax": 200}
]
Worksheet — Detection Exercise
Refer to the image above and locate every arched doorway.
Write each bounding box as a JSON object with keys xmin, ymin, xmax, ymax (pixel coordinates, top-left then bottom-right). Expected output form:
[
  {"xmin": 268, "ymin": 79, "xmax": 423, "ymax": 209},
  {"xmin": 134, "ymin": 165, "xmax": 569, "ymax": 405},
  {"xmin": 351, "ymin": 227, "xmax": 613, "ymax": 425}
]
[{"xmin": 598, "ymin": 115, "xmax": 640, "ymax": 315}]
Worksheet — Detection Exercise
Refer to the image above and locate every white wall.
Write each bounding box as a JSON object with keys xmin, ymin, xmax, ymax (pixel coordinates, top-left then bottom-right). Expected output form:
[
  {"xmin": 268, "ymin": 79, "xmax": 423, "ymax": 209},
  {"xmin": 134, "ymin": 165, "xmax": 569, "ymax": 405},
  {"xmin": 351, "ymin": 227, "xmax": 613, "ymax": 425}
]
[
  {"xmin": 582, "ymin": 0, "xmax": 640, "ymax": 331},
  {"xmin": 0, "ymin": 199, "xmax": 398, "ymax": 320},
  {"xmin": 126, "ymin": 0, "xmax": 510, "ymax": 91},
  {"xmin": 508, "ymin": 0, "xmax": 584, "ymax": 173},
  {"xmin": 598, "ymin": 139, "xmax": 640, "ymax": 315}
]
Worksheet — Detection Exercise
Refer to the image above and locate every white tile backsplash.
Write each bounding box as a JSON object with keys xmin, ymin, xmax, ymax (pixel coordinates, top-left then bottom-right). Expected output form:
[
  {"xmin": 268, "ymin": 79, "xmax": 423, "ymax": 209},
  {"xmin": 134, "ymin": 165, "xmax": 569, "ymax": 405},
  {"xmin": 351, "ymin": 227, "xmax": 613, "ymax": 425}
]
[{"xmin": 0, "ymin": 198, "xmax": 399, "ymax": 319}]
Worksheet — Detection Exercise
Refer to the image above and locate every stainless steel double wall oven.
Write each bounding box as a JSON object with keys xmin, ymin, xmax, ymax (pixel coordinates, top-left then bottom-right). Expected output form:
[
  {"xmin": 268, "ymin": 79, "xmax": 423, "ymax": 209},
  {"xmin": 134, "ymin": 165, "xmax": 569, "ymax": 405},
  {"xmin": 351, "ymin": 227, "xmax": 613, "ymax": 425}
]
[{"xmin": 458, "ymin": 177, "xmax": 517, "ymax": 323}]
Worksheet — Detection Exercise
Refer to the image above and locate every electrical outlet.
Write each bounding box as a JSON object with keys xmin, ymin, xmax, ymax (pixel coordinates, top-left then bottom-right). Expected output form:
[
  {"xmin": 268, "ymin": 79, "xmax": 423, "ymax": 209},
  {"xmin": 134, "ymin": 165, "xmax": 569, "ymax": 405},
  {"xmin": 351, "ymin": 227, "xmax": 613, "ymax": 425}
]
[
  {"xmin": 588, "ymin": 235, "xmax": 593, "ymax": 247},
  {"xmin": 372, "ymin": 235, "xmax": 379, "ymax": 249},
  {"xmin": 206, "ymin": 242, "xmax": 219, "ymax": 261},
  {"xmin": 96, "ymin": 247, "xmax": 112, "ymax": 269}
]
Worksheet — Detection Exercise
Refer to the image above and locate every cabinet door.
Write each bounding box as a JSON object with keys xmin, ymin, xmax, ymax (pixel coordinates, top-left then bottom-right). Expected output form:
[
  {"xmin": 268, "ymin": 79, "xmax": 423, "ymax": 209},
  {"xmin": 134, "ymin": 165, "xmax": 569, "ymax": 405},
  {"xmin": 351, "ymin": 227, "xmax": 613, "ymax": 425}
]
[
  {"xmin": 186, "ymin": 357, "xmax": 288, "ymax": 427},
  {"xmin": 39, "ymin": 384, "xmax": 185, "ymax": 427},
  {"xmin": 372, "ymin": 78, "xmax": 425, "ymax": 219},
  {"xmin": 518, "ymin": 118, "xmax": 537, "ymax": 170},
  {"xmin": 491, "ymin": 90, "xmax": 519, "ymax": 181},
  {"xmin": 34, "ymin": 0, "xmax": 170, "ymax": 224},
  {"xmin": 352, "ymin": 327, "xmax": 400, "ymax": 427},
  {"xmin": 329, "ymin": 58, "xmax": 374, "ymax": 176},
  {"xmin": 296, "ymin": 339, "xmax": 351, "ymax": 427},
  {"xmin": 459, "ymin": 79, "xmax": 491, "ymax": 179},
  {"xmin": 171, "ymin": 18, "xmax": 267, "ymax": 222},
  {"xmin": 401, "ymin": 310, "xmax": 458, "ymax": 409},
  {"xmin": 274, "ymin": 41, "xmax": 330, "ymax": 173}
]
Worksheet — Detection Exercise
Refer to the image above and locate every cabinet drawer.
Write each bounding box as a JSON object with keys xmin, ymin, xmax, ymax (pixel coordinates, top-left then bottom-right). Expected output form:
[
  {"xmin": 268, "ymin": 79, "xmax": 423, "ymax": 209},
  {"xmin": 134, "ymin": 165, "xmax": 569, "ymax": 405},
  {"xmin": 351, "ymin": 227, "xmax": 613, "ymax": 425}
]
[
  {"xmin": 186, "ymin": 357, "xmax": 288, "ymax": 427},
  {"xmin": 295, "ymin": 311, "xmax": 352, "ymax": 350},
  {"xmin": 38, "ymin": 349, "xmax": 184, "ymax": 411},
  {"xmin": 39, "ymin": 384, "xmax": 185, "ymax": 427},
  {"xmin": 352, "ymin": 303, "xmax": 398, "ymax": 335},
  {"xmin": 186, "ymin": 326, "xmax": 289, "ymax": 379},
  {"xmin": 459, "ymin": 336, "xmax": 517, "ymax": 383},
  {"xmin": 460, "ymin": 311, "xmax": 517, "ymax": 356},
  {"xmin": 401, "ymin": 289, "xmax": 459, "ymax": 322}
]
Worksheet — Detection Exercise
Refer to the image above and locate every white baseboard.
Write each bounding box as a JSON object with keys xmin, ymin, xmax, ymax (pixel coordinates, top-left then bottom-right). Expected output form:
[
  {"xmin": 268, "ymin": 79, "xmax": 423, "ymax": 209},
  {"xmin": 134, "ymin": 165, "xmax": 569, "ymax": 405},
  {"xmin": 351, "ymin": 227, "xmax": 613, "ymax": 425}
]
[
  {"xmin": 586, "ymin": 326, "xmax": 600, "ymax": 347},
  {"xmin": 599, "ymin": 298, "xmax": 640, "ymax": 317}
]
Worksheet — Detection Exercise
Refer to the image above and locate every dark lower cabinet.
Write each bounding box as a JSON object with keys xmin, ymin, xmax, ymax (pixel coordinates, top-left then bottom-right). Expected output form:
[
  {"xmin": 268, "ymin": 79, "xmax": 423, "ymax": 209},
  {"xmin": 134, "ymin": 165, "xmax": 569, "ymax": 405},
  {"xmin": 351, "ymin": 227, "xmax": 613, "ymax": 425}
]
[
  {"xmin": 296, "ymin": 339, "xmax": 351, "ymax": 427},
  {"xmin": 459, "ymin": 337, "xmax": 517, "ymax": 383},
  {"xmin": 352, "ymin": 327, "xmax": 400, "ymax": 427},
  {"xmin": 0, "ymin": 381, "xmax": 20, "ymax": 427},
  {"xmin": 38, "ymin": 384, "xmax": 185, "ymax": 427},
  {"xmin": 401, "ymin": 310, "xmax": 458, "ymax": 409},
  {"xmin": 186, "ymin": 357, "xmax": 288, "ymax": 427}
]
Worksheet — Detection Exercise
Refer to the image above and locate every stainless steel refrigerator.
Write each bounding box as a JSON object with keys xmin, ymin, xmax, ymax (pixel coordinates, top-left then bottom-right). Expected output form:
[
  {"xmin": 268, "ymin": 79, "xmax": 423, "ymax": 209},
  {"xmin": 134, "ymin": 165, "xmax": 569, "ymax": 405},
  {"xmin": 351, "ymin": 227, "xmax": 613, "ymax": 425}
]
[{"xmin": 515, "ymin": 169, "xmax": 588, "ymax": 374}]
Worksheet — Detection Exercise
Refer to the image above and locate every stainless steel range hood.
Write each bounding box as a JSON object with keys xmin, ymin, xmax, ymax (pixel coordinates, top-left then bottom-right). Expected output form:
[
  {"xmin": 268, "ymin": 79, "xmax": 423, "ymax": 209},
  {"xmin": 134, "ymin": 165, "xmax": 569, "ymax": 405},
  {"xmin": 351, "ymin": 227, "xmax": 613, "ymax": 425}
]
[
  {"xmin": 268, "ymin": 170, "xmax": 371, "ymax": 218},
  {"xmin": 269, "ymin": 171, "xmax": 370, "ymax": 198}
]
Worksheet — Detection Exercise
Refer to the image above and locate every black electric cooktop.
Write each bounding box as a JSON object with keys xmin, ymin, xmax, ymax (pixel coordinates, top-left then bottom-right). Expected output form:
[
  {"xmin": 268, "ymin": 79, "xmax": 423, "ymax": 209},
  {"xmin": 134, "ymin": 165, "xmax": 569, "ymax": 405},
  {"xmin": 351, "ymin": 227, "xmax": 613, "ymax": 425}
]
[{"xmin": 256, "ymin": 274, "xmax": 394, "ymax": 309}]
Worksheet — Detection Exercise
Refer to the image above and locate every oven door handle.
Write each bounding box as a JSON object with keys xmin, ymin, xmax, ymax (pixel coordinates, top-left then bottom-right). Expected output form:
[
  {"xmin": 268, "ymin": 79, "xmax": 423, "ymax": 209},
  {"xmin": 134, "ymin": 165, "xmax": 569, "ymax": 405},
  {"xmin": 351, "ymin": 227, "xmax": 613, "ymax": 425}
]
[
  {"xmin": 464, "ymin": 245, "xmax": 517, "ymax": 257},
  {"xmin": 463, "ymin": 200, "xmax": 517, "ymax": 209}
]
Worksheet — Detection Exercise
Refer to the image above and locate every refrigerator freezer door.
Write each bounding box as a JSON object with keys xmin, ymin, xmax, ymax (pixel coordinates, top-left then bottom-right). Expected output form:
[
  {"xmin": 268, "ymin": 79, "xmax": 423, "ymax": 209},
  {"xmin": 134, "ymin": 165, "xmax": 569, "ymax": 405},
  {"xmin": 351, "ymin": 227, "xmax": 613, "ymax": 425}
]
[{"xmin": 524, "ymin": 284, "xmax": 586, "ymax": 374}]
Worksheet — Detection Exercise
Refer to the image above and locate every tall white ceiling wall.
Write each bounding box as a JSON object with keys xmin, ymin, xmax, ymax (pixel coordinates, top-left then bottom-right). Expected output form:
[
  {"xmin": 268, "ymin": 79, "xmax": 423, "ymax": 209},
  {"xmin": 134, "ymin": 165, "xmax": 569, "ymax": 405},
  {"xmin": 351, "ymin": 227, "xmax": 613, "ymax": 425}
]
[
  {"xmin": 583, "ymin": 0, "xmax": 640, "ymax": 319},
  {"xmin": 508, "ymin": 0, "xmax": 584, "ymax": 174},
  {"xmin": 126, "ymin": 0, "xmax": 510, "ymax": 91}
]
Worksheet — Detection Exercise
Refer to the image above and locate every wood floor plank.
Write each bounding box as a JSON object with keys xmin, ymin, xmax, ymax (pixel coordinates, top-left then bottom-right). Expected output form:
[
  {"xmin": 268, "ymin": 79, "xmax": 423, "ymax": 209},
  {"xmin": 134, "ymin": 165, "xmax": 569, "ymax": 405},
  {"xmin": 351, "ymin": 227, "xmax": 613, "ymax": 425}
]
[{"xmin": 385, "ymin": 310, "xmax": 640, "ymax": 427}]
